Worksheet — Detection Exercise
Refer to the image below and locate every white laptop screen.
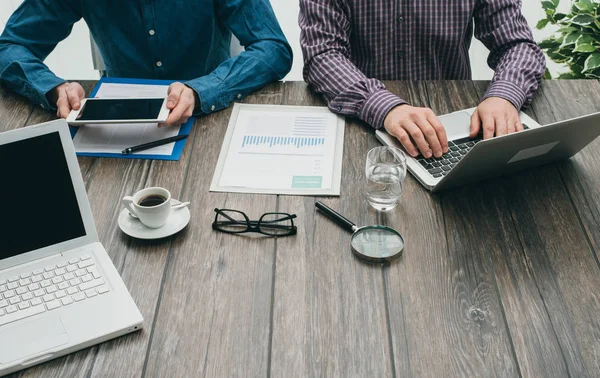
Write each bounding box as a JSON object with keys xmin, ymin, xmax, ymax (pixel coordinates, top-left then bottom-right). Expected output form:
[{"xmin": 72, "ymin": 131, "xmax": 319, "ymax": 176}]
[{"xmin": 0, "ymin": 131, "xmax": 86, "ymax": 260}]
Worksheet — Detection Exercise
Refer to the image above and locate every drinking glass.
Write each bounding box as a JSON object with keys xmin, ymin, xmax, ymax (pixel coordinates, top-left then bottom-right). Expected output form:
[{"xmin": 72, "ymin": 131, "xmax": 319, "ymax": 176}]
[{"xmin": 365, "ymin": 146, "xmax": 407, "ymax": 211}]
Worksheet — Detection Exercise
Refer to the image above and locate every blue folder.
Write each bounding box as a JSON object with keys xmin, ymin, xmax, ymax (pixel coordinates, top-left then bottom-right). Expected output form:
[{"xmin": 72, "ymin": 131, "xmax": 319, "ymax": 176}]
[{"xmin": 70, "ymin": 77, "xmax": 193, "ymax": 161}]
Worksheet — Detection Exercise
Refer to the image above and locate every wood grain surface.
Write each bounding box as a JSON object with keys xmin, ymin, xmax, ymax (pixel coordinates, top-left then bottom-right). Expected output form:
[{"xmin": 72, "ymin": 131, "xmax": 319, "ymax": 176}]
[
  {"xmin": 270, "ymin": 82, "xmax": 393, "ymax": 378},
  {"xmin": 1, "ymin": 80, "xmax": 600, "ymax": 378}
]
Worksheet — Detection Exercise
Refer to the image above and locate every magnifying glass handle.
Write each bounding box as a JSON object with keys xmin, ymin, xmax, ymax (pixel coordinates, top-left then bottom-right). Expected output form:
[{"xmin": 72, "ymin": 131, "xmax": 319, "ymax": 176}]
[{"xmin": 315, "ymin": 201, "xmax": 357, "ymax": 233}]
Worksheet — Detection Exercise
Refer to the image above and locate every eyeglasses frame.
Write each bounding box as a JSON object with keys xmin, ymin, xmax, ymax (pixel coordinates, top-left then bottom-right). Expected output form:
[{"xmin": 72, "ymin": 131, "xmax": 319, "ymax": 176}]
[{"xmin": 212, "ymin": 208, "xmax": 297, "ymax": 236}]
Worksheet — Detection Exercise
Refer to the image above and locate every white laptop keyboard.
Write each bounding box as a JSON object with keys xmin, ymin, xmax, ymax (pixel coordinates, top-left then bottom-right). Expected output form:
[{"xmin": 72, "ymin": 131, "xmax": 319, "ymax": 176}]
[{"xmin": 0, "ymin": 255, "xmax": 110, "ymax": 327}]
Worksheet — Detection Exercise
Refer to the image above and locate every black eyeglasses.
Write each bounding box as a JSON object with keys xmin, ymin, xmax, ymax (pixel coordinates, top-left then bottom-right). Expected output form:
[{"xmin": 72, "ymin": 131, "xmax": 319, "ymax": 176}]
[{"xmin": 212, "ymin": 208, "xmax": 297, "ymax": 237}]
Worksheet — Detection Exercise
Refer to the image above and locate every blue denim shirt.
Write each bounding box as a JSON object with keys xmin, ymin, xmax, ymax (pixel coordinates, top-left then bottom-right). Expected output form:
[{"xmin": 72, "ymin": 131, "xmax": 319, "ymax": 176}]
[{"xmin": 0, "ymin": 0, "xmax": 292, "ymax": 114}]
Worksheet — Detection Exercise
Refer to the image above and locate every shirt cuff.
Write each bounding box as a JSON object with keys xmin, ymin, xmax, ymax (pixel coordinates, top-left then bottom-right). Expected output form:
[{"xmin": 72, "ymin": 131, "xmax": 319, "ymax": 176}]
[
  {"xmin": 482, "ymin": 80, "xmax": 527, "ymax": 110},
  {"xmin": 184, "ymin": 77, "xmax": 225, "ymax": 115},
  {"xmin": 359, "ymin": 89, "xmax": 406, "ymax": 129},
  {"xmin": 34, "ymin": 72, "xmax": 67, "ymax": 111}
]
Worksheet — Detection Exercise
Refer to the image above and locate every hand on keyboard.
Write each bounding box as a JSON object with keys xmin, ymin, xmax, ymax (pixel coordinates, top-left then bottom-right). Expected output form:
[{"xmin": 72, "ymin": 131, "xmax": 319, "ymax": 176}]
[
  {"xmin": 470, "ymin": 97, "xmax": 525, "ymax": 139},
  {"xmin": 384, "ymin": 104, "xmax": 449, "ymax": 158}
]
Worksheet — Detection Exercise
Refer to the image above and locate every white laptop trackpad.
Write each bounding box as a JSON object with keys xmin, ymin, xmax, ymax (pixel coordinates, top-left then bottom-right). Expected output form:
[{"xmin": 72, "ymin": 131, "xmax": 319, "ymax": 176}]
[
  {"xmin": 0, "ymin": 316, "xmax": 69, "ymax": 364},
  {"xmin": 439, "ymin": 111, "xmax": 472, "ymax": 140}
]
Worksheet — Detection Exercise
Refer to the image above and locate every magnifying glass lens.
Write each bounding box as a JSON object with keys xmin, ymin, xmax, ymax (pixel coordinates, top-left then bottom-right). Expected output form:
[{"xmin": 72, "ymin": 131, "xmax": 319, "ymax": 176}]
[{"xmin": 350, "ymin": 226, "xmax": 404, "ymax": 262}]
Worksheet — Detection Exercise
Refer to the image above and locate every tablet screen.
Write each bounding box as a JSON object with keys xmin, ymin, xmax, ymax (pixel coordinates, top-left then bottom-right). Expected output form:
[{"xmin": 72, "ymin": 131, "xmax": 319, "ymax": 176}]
[{"xmin": 77, "ymin": 98, "xmax": 164, "ymax": 121}]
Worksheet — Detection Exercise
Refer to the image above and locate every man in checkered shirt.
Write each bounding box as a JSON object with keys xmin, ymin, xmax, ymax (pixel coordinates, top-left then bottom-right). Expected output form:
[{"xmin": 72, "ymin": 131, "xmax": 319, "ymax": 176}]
[{"xmin": 300, "ymin": 0, "xmax": 546, "ymax": 159}]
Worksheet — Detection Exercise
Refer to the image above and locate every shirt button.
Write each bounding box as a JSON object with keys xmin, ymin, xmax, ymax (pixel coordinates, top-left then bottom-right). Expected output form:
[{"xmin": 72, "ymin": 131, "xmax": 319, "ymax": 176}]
[
  {"xmin": 156, "ymin": 61, "xmax": 162, "ymax": 67},
  {"xmin": 337, "ymin": 106, "xmax": 342, "ymax": 112},
  {"xmin": 398, "ymin": 51, "xmax": 406, "ymax": 58},
  {"xmin": 368, "ymin": 117, "xmax": 373, "ymax": 123},
  {"xmin": 397, "ymin": 15, "xmax": 405, "ymax": 23},
  {"xmin": 237, "ymin": 94, "xmax": 242, "ymax": 99},
  {"xmin": 149, "ymin": 29, "xmax": 155, "ymax": 36},
  {"xmin": 211, "ymin": 105, "xmax": 215, "ymax": 111}
]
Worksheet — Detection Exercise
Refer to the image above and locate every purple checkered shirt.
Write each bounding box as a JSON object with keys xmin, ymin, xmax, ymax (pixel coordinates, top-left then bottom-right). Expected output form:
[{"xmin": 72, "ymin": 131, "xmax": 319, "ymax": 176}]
[{"xmin": 299, "ymin": 0, "xmax": 546, "ymax": 129}]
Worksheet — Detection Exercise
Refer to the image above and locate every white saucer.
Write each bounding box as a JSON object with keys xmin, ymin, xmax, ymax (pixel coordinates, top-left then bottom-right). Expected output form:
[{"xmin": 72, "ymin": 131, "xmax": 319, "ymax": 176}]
[{"xmin": 118, "ymin": 199, "xmax": 191, "ymax": 239}]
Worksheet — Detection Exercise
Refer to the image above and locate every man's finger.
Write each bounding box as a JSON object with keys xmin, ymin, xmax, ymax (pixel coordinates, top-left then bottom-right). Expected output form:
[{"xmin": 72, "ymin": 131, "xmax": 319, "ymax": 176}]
[
  {"xmin": 481, "ymin": 113, "xmax": 495, "ymax": 140},
  {"xmin": 392, "ymin": 127, "xmax": 418, "ymax": 157},
  {"xmin": 167, "ymin": 83, "xmax": 184, "ymax": 109},
  {"xmin": 470, "ymin": 110, "xmax": 481, "ymax": 138},
  {"xmin": 67, "ymin": 87, "xmax": 81, "ymax": 110},
  {"xmin": 416, "ymin": 117, "xmax": 443, "ymax": 158},
  {"xmin": 56, "ymin": 90, "xmax": 71, "ymax": 119},
  {"xmin": 427, "ymin": 111, "xmax": 448, "ymax": 153},
  {"xmin": 515, "ymin": 118, "xmax": 524, "ymax": 132},
  {"xmin": 507, "ymin": 115, "xmax": 518, "ymax": 133},
  {"xmin": 405, "ymin": 122, "xmax": 431, "ymax": 158},
  {"xmin": 495, "ymin": 114, "xmax": 508, "ymax": 137},
  {"xmin": 162, "ymin": 103, "xmax": 187, "ymax": 127},
  {"xmin": 72, "ymin": 82, "xmax": 85, "ymax": 98}
]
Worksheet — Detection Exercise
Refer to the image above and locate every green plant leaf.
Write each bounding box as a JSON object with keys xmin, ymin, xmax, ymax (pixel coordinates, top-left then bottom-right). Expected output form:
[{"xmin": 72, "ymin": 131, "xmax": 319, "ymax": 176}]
[
  {"xmin": 542, "ymin": 0, "xmax": 558, "ymax": 11},
  {"xmin": 554, "ymin": 13, "xmax": 568, "ymax": 21},
  {"xmin": 537, "ymin": 18, "xmax": 550, "ymax": 29},
  {"xmin": 574, "ymin": 0, "xmax": 594, "ymax": 12},
  {"xmin": 574, "ymin": 43, "xmax": 597, "ymax": 52},
  {"xmin": 562, "ymin": 31, "xmax": 582, "ymax": 46},
  {"xmin": 572, "ymin": 64, "xmax": 585, "ymax": 75},
  {"xmin": 583, "ymin": 53, "xmax": 600, "ymax": 72},
  {"xmin": 574, "ymin": 34, "xmax": 598, "ymax": 52},
  {"xmin": 571, "ymin": 14, "xmax": 595, "ymax": 25},
  {"xmin": 543, "ymin": 68, "xmax": 553, "ymax": 79},
  {"xmin": 539, "ymin": 38, "xmax": 562, "ymax": 49},
  {"xmin": 577, "ymin": 34, "xmax": 596, "ymax": 45},
  {"xmin": 551, "ymin": 0, "xmax": 560, "ymax": 6},
  {"xmin": 557, "ymin": 26, "xmax": 579, "ymax": 33},
  {"xmin": 557, "ymin": 72, "xmax": 579, "ymax": 79}
]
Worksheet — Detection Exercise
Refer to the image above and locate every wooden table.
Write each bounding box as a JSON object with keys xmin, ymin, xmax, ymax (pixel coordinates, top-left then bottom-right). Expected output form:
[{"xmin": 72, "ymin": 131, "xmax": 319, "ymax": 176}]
[{"xmin": 1, "ymin": 80, "xmax": 600, "ymax": 378}]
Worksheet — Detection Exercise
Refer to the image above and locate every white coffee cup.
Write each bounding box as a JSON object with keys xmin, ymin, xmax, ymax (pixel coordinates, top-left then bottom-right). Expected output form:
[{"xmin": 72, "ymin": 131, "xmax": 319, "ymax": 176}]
[{"xmin": 122, "ymin": 187, "xmax": 172, "ymax": 228}]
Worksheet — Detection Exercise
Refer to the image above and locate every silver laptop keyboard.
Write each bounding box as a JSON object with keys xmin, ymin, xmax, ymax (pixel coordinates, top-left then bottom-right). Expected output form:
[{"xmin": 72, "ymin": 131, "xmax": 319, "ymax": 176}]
[
  {"xmin": 417, "ymin": 124, "xmax": 530, "ymax": 179},
  {"xmin": 417, "ymin": 136, "xmax": 482, "ymax": 178},
  {"xmin": 0, "ymin": 255, "xmax": 110, "ymax": 327}
]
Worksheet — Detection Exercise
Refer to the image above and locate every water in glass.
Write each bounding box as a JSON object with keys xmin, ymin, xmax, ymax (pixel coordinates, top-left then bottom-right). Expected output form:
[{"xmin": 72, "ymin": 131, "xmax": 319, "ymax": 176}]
[{"xmin": 366, "ymin": 147, "xmax": 407, "ymax": 211}]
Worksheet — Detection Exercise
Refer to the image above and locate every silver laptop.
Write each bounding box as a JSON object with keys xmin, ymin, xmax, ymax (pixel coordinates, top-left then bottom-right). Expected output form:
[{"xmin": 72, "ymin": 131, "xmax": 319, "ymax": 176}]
[
  {"xmin": 376, "ymin": 108, "xmax": 600, "ymax": 192},
  {"xmin": 0, "ymin": 120, "xmax": 143, "ymax": 375}
]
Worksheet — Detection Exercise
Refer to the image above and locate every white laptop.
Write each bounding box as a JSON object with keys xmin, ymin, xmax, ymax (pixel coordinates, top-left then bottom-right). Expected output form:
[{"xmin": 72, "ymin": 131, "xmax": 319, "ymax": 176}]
[
  {"xmin": 0, "ymin": 120, "xmax": 143, "ymax": 375},
  {"xmin": 376, "ymin": 108, "xmax": 600, "ymax": 192}
]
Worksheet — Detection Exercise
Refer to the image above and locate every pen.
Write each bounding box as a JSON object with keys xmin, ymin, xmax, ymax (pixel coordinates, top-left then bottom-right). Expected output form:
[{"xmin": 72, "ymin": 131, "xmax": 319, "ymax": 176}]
[{"xmin": 121, "ymin": 134, "xmax": 189, "ymax": 154}]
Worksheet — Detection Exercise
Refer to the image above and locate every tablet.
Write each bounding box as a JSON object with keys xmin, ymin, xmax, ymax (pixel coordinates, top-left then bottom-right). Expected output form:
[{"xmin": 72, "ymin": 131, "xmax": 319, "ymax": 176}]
[{"xmin": 66, "ymin": 98, "xmax": 169, "ymax": 125}]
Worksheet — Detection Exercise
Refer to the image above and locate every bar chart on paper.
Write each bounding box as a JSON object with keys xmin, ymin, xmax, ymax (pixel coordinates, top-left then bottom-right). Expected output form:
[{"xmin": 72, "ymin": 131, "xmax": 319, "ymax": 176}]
[
  {"xmin": 239, "ymin": 115, "xmax": 329, "ymax": 155},
  {"xmin": 213, "ymin": 104, "xmax": 345, "ymax": 194},
  {"xmin": 242, "ymin": 136, "xmax": 325, "ymax": 148}
]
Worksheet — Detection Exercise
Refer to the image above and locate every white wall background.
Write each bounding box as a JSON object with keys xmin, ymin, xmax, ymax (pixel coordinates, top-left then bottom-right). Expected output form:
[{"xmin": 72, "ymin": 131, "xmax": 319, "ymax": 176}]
[{"xmin": 0, "ymin": 0, "xmax": 569, "ymax": 81}]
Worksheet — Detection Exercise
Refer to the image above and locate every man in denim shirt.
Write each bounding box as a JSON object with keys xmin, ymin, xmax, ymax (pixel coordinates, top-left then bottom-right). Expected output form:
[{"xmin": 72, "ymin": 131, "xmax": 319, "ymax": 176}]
[{"xmin": 0, "ymin": 0, "xmax": 292, "ymax": 126}]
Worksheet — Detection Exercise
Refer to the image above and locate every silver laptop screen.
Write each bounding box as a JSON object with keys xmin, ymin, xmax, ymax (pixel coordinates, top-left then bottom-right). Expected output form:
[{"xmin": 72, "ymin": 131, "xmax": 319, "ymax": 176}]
[{"xmin": 0, "ymin": 131, "xmax": 86, "ymax": 260}]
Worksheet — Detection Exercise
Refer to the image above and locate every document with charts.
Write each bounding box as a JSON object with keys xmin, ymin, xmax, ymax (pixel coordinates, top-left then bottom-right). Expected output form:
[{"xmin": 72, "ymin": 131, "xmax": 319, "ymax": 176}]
[{"xmin": 211, "ymin": 103, "xmax": 345, "ymax": 195}]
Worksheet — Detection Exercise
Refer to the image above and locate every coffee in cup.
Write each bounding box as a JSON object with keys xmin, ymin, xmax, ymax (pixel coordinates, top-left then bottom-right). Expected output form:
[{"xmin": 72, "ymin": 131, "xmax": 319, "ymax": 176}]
[
  {"xmin": 138, "ymin": 195, "xmax": 167, "ymax": 207},
  {"xmin": 122, "ymin": 187, "xmax": 172, "ymax": 228}
]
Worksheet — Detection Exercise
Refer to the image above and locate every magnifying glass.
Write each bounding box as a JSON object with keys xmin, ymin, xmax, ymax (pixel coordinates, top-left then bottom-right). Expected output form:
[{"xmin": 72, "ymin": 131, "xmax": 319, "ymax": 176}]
[{"xmin": 315, "ymin": 201, "xmax": 405, "ymax": 263}]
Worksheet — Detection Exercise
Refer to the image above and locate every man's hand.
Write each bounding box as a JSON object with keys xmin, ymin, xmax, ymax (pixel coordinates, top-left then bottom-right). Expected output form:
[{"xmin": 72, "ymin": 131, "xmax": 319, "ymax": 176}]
[
  {"xmin": 470, "ymin": 97, "xmax": 523, "ymax": 140},
  {"xmin": 383, "ymin": 104, "xmax": 448, "ymax": 158},
  {"xmin": 51, "ymin": 82, "xmax": 85, "ymax": 119},
  {"xmin": 160, "ymin": 82, "xmax": 196, "ymax": 127}
]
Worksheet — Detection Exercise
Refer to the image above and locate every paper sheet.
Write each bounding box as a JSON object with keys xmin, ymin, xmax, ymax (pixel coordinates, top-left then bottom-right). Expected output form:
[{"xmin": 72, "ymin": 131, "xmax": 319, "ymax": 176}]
[
  {"xmin": 211, "ymin": 104, "xmax": 345, "ymax": 196},
  {"xmin": 72, "ymin": 83, "xmax": 180, "ymax": 155}
]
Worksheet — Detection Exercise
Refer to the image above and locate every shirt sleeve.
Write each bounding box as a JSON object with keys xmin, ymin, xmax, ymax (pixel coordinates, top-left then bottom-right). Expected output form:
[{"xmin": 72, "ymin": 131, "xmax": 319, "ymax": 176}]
[
  {"xmin": 299, "ymin": 0, "xmax": 405, "ymax": 129},
  {"xmin": 474, "ymin": 0, "xmax": 546, "ymax": 110},
  {"xmin": 0, "ymin": 0, "xmax": 82, "ymax": 110},
  {"xmin": 184, "ymin": 0, "xmax": 292, "ymax": 115}
]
